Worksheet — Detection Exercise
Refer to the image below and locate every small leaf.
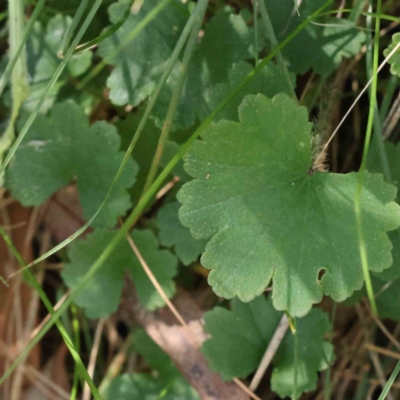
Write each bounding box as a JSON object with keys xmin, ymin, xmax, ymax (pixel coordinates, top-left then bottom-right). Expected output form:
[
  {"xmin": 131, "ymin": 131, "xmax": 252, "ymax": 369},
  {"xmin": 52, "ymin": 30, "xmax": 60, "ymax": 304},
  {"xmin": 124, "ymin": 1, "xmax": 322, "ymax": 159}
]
[
  {"xmin": 24, "ymin": 14, "xmax": 92, "ymax": 113},
  {"xmin": 383, "ymin": 33, "xmax": 400, "ymax": 77},
  {"xmin": 178, "ymin": 93, "xmax": 400, "ymax": 317},
  {"xmin": 266, "ymin": 0, "xmax": 366, "ymax": 75},
  {"xmin": 6, "ymin": 101, "xmax": 137, "ymax": 227},
  {"xmin": 201, "ymin": 296, "xmax": 334, "ymax": 399},
  {"xmin": 157, "ymin": 202, "xmax": 206, "ymax": 266},
  {"xmin": 104, "ymin": 330, "xmax": 200, "ymax": 399},
  {"xmin": 62, "ymin": 229, "xmax": 178, "ymax": 319}
]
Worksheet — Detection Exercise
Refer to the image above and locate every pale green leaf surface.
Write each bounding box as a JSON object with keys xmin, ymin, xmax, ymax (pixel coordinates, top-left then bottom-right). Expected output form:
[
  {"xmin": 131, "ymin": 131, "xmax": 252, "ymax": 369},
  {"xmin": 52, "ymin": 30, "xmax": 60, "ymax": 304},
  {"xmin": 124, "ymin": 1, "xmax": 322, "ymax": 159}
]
[
  {"xmin": 62, "ymin": 229, "xmax": 178, "ymax": 319},
  {"xmin": 157, "ymin": 202, "xmax": 206, "ymax": 265},
  {"xmin": 201, "ymin": 296, "xmax": 333, "ymax": 399},
  {"xmin": 266, "ymin": 0, "xmax": 366, "ymax": 75},
  {"xmin": 383, "ymin": 33, "xmax": 400, "ymax": 77},
  {"xmin": 24, "ymin": 14, "xmax": 92, "ymax": 113},
  {"xmin": 178, "ymin": 94, "xmax": 400, "ymax": 317},
  {"xmin": 5, "ymin": 101, "xmax": 137, "ymax": 227}
]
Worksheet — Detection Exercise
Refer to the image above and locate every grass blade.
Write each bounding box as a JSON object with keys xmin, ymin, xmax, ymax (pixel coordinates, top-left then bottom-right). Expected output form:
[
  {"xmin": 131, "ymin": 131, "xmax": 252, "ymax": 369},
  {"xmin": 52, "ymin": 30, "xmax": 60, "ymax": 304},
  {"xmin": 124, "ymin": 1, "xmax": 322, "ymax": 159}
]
[{"xmin": 0, "ymin": 228, "xmax": 102, "ymax": 399}]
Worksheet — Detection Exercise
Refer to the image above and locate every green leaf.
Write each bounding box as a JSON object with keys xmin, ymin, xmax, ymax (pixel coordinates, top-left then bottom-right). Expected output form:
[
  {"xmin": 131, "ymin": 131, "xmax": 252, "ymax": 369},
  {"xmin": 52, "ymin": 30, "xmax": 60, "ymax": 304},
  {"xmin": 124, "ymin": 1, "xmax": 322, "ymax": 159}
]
[
  {"xmin": 206, "ymin": 60, "xmax": 296, "ymax": 122},
  {"xmin": 178, "ymin": 93, "xmax": 400, "ymax": 317},
  {"xmin": 376, "ymin": 277, "xmax": 400, "ymax": 321},
  {"xmin": 24, "ymin": 14, "xmax": 92, "ymax": 113},
  {"xmin": 98, "ymin": 0, "xmax": 188, "ymax": 108},
  {"xmin": 104, "ymin": 374, "xmax": 160, "ymax": 400},
  {"xmin": 157, "ymin": 201, "xmax": 206, "ymax": 266},
  {"xmin": 117, "ymin": 112, "xmax": 187, "ymax": 205},
  {"xmin": 62, "ymin": 229, "xmax": 178, "ymax": 319},
  {"xmin": 5, "ymin": 101, "xmax": 137, "ymax": 227},
  {"xmin": 201, "ymin": 296, "xmax": 334, "ymax": 399},
  {"xmin": 104, "ymin": 372, "xmax": 200, "ymax": 400},
  {"xmin": 266, "ymin": 0, "xmax": 366, "ymax": 75},
  {"xmin": 104, "ymin": 329, "xmax": 200, "ymax": 399},
  {"xmin": 101, "ymin": 4, "xmax": 256, "ymax": 130},
  {"xmin": 383, "ymin": 33, "xmax": 400, "ymax": 77}
]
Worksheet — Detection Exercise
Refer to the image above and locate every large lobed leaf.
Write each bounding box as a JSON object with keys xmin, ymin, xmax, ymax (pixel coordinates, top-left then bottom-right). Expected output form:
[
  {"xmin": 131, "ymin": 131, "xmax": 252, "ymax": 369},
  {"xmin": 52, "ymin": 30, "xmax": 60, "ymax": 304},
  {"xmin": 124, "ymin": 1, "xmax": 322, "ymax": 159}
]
[
  {"xmin": 178, "ymin": 93, "xmax": 400, "ymax": 317},
  {"xmin": 202, "ymin": 296, "xmax": 334, "ymax": 399},
  {"xmin": 5, "ymin": 101, "xmax": 138, "ymax": 227},
  {"xmin": 62, "ymin": 229, "xmax": 178, "ymax": 319}
]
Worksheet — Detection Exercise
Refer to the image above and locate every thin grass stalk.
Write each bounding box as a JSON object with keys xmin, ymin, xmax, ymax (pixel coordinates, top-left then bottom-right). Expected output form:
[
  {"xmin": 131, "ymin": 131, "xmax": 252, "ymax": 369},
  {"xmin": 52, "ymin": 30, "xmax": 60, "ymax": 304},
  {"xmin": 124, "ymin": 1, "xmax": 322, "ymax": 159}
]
[
  {"xmin": 0, "ymin": 228, "xmax": 102, "ymax": 399},
  {"xmin": 57, "ymin": 0, "xmax": 89, "ymax": 57},
  {"xmin": 365, "ymin": 4, "xmax": 391, "ymax": 182},
  {"xmin": 0, "ymin": 0, "xmax": 103, "ymax": 176},
  {"xmin": 253, "ymin": 0, "xmax": 258, "ymax": 65},
  {"xmin": 0, "ymin": 0, "xmax": 45, "ymax": 97},
  {"xmin": 142, "ymin": 0, "xmax": 207, "ymax": 195},
  {"xmin": 76, "ymin": 0, "xmax": 171, "ymax": 91},
  {"xmin": 0, "ymin": 0, "xmax": 30, "ymax": 179},
  {"xmin": 257, "ymin": 0, "xmax": 297, "ymax": 101},
  {"xmin": 354, "ymin": 0, "xmax": 383, "ymax": 316},
  {"xmin": 73, "ymin": 3, "xmax": 131, "ymax": 54},
  {"xmin": 0, "ymin": 2, "xmax": 333, "ymax": 384},
  {"xmin": 378, "ymin": 360, "xmax": 400, "ymax": 400}
]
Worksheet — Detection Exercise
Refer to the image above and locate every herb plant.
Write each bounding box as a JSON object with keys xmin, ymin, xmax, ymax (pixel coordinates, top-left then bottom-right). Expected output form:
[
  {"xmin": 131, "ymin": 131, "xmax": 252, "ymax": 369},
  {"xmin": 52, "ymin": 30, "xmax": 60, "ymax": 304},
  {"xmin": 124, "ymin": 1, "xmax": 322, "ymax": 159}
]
[{"xmin": 1, "ymin": 0, "xmax": 400, "ymax": 399}]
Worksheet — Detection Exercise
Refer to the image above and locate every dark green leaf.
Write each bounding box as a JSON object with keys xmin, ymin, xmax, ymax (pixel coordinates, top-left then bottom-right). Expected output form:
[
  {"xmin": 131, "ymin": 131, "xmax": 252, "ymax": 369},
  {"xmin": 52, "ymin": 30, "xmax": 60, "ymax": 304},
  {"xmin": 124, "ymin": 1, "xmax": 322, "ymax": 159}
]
[
  {"xmin": 6, "ymin": 101, "xmax": 137, "ymax": 227},
  {"xmin": 62, "ymin": 229, "xmax": 178, "ymax": 318},
  {"xmin": 157, "ymin": 201, "xmax": 206, "ymax": 265},
  {"xmin": 178, "ymin": 94, "xmax": 400, "ymax": 317},
  {"xmin": 202, "ymin": 296, "xmax": 334, "ymax": 398}
]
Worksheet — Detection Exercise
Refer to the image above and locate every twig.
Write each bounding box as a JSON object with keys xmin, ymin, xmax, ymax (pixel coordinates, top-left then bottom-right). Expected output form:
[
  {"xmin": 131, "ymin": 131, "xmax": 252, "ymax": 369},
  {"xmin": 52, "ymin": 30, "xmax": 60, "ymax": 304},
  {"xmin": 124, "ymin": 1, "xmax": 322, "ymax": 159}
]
[
  {"xmin": 83, "ymin": 319, "xmax": 105, "ymax": 400},
  {"xmin": 249, "ymin": 314, "xmax": 289, "ymax": 391}
]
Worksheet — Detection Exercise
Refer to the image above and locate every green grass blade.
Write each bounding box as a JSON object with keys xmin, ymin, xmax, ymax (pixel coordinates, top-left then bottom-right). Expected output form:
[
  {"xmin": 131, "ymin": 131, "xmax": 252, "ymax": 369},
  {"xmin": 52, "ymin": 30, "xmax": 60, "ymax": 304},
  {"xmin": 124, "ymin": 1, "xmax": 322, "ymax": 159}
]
[
  {"xmin": 354, "ymin": 0, "xmax": 383, "ymax": 316},
  {"xmin": 0, "ymin": 227, "xmax": 102, "ymax": 399},
  {"xmin": 73, "ymin": 2, "xmax": 131, "ymax": 54},
  {"xmin": 378, "ymin": 360, "xmax": 400, "ymax": 400},
  {"xmin": 57, "ymin": 0, "xmax": 89, "ymax": 57},
  {"xmin": 0, "ymin": 0, "xmax": 45, "ymax": 98},
  {"xmin": 0, "ymin": 0, "xmax": 30, "ymax": 179},
  {"xmin": 0, "ymin": 0, "xmax": 103, "ymax": 176},
  {"xmin": 76, "ymin": 0, "xmax": 171, "ymax": 91},
  {"xmin": 142, "ymin": 0, "xmax": 208, "ymax": 195},
  {"xmin": 257, "ymin": 0, "xmax": 297, "ymax": 101},
  {"xmin": 380, "ymin": 74, "xmax": 399, "ymax": 121},
  {"xmin": 0, "ymin": 3, "xmax": 333, "ymax": 384}
]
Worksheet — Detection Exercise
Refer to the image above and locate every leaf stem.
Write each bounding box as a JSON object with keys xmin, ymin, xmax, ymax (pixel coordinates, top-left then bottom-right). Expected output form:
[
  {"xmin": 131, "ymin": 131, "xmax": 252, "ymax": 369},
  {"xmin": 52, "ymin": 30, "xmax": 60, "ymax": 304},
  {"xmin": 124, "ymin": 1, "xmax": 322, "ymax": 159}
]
[{"xmin": 142, "ymin": 0, "xmax": 207, "ymax": 195}]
